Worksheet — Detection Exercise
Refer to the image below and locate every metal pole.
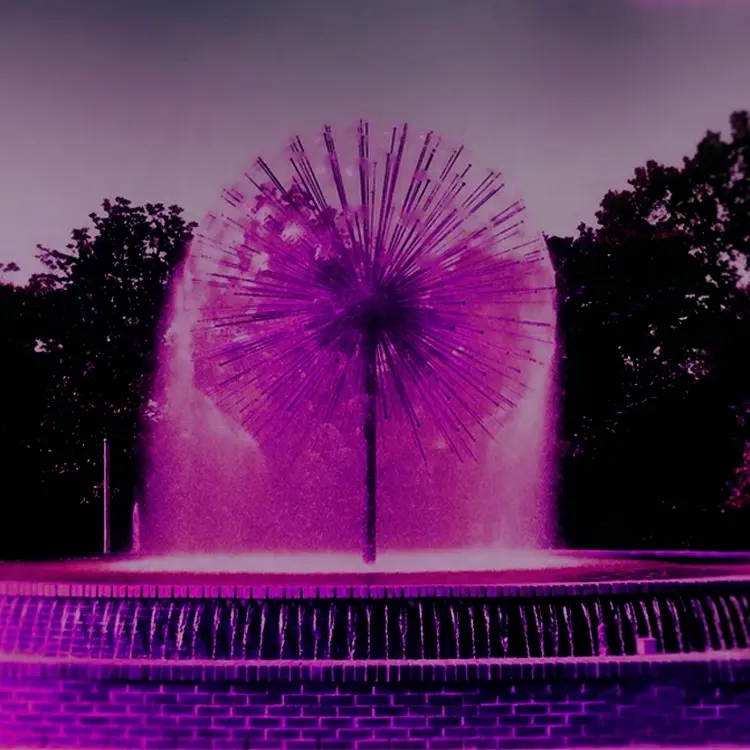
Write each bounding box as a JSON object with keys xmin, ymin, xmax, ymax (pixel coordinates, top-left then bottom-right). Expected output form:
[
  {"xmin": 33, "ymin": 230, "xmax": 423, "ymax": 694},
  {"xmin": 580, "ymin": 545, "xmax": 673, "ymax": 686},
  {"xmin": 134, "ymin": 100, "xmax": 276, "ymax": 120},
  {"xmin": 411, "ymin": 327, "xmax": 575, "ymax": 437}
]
[
  {"xmin": 103, "ymin": 438, "xmax": 110, "ymax": 555},
  {"xmin": 362, "ymin": 337, "xmax": 377, "ymax": 564}
]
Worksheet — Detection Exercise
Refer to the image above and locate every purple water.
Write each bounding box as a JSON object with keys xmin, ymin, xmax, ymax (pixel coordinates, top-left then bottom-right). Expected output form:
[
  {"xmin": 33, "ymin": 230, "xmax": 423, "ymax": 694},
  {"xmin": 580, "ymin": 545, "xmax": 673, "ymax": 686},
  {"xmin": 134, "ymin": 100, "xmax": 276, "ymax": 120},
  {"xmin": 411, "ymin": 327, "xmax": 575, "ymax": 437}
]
[{"xmin": 144, "ymin": 122, "xmax": 557, "ymax": 559}]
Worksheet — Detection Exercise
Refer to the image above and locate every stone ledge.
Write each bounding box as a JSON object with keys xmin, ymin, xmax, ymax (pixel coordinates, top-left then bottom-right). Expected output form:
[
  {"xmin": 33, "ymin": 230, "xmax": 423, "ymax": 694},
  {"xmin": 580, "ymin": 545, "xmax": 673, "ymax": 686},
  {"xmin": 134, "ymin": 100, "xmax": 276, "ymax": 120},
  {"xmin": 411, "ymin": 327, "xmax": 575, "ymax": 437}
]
[
  {"xmin": 1, "ymin": 577, "xmax": 749, "ymax": 600},
  {"xmin": 1, "ymin": 653, "xmax": 749, "ymax": 684}
]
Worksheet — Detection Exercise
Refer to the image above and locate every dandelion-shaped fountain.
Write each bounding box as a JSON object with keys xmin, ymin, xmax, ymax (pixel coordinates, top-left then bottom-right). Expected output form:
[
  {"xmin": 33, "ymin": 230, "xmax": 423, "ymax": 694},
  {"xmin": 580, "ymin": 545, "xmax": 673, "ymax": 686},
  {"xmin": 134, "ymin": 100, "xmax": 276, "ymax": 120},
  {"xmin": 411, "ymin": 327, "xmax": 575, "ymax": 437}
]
[{"xmin": 189, "ymin": 121, "xmax": 555, "ymax": 563}]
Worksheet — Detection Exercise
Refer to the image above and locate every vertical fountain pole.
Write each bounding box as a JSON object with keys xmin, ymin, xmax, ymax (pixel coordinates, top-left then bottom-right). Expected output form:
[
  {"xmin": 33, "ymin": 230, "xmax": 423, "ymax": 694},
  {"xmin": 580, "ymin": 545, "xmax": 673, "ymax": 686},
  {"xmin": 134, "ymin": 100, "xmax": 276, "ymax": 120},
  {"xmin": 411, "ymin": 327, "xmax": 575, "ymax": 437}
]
[
  {"xmin": 363, "ymin": 337, "xmax": 377, "ymax": 564},
  {"xmin": 103, "ymin": 438, "xmax": 111, "ymax": 555}
]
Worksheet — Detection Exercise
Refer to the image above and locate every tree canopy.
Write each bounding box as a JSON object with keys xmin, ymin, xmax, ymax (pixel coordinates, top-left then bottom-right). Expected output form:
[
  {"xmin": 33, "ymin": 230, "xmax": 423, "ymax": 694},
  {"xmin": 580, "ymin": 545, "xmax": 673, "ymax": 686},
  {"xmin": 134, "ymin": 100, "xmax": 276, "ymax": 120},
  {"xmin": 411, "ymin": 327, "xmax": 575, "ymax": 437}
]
[
  {"xmin": 0, "ymin": 199, "xmax": 195, "ymax": 558},
  {"xmin": 548, "ymin": 110, "xmax": 750, "ymax": 548}
]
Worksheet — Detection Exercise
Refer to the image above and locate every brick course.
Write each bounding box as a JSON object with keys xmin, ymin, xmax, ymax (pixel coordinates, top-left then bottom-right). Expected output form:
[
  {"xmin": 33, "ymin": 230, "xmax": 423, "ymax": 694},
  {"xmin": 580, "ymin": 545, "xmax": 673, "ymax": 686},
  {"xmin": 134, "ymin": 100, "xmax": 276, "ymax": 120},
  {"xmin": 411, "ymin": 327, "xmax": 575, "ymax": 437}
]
[{"xmin": 0, "ymin": 657, "xmax": 749, "ymax": 748}]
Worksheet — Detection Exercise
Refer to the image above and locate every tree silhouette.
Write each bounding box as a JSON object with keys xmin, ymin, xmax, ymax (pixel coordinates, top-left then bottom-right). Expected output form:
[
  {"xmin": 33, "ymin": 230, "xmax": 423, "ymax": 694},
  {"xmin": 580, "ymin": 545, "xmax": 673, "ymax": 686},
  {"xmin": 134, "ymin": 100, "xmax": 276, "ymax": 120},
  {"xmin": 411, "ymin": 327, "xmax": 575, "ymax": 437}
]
[
  {"xmin": 550, "ymin": 111, "xmax": 750, "ymax": 548},
  {"xmin": 1, "ymin": 198, "xmax": 195, "ymax": 558},
  {"xmin": 0, "ymin": 273, "xmax": 54, "ymax": 555}
]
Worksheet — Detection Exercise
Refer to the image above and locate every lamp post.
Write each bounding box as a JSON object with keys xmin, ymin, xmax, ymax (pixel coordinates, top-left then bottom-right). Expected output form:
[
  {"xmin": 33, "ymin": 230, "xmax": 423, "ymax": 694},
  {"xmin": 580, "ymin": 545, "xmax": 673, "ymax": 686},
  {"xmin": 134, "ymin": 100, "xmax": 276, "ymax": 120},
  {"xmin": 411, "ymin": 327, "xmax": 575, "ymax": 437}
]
[{"xmin": 103, "ymin": 438, "xmax": 110, "ymax": 555}]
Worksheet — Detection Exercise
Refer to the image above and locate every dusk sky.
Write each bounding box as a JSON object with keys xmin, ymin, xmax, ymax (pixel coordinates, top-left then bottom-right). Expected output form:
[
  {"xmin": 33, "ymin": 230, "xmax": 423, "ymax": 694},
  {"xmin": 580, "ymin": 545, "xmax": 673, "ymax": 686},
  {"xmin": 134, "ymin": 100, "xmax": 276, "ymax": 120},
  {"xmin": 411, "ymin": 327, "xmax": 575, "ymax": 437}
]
[{"xmin": 1, "ymin": 0, "xmax": 749, "ymax": 279}]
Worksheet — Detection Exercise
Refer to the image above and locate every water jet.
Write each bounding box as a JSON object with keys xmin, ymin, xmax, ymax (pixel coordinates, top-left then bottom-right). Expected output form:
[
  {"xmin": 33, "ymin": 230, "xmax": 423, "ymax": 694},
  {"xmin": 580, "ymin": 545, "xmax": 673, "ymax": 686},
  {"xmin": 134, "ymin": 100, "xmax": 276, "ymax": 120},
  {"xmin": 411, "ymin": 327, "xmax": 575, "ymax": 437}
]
[{"xmin": 146, "ymin": 120, "xmax": 557, "ymax": 561}]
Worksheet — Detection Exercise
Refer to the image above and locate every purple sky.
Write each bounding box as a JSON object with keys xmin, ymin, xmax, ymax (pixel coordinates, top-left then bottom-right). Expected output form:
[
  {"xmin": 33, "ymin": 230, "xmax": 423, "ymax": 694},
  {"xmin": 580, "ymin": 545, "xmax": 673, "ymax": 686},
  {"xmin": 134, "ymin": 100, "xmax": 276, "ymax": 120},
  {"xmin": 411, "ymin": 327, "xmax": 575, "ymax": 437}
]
[{"xmin": 1, "ymin": 0, "xmax": 749, "ymax": 279}]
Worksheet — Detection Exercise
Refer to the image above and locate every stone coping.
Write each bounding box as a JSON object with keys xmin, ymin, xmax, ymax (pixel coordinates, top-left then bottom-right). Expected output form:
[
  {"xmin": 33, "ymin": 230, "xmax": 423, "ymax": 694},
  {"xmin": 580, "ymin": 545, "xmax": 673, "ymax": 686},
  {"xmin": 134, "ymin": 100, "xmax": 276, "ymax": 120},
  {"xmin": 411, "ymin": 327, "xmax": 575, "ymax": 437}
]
[
  {"xmin": 2, "ymin": 577, "xmax": 750, "ymax": 600},
  {"xmin": 564, "ymin": 549, "xmax": 750, "ymax": 560},
  {"xmin": 1, "ymin": 651, "xmax": 749, "ymax": 684}
]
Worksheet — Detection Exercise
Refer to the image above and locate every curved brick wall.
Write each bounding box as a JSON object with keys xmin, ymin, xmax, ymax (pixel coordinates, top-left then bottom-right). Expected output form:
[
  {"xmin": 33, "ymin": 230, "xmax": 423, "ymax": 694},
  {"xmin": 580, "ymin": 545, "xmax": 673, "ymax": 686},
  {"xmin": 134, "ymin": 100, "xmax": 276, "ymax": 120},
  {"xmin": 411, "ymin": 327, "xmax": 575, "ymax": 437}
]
[{"xmin": 1, "ymin": 655, "xmax": 750, "ymax": 748}]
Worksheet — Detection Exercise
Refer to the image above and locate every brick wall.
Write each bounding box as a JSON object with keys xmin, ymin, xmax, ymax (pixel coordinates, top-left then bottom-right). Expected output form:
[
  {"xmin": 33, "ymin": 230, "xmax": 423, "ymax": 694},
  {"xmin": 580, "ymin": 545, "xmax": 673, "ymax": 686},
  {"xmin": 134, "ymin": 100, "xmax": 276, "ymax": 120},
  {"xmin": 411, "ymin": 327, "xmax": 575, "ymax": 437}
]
[{"xmin": 1, "ymin": 658, "xmax": 749, "ymax": 749}]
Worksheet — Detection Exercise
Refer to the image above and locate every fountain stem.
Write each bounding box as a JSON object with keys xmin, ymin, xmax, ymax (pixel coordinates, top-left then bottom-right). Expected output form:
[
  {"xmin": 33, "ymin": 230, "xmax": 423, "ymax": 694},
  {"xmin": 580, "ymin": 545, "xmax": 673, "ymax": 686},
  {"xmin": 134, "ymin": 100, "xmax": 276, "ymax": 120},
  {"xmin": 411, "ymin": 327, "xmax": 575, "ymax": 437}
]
[{"xmin": 363, "ymin": 337, "xmax": 377, "ymax": 564}]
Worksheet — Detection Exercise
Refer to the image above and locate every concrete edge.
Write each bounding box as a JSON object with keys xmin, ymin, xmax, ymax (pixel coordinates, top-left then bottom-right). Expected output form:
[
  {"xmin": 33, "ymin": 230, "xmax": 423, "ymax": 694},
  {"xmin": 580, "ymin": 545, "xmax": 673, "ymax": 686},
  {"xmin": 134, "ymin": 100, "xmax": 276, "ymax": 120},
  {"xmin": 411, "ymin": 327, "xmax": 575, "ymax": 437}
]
[
  {"xmin": 2, "ymin": 652, "xmax": 750, "ymax": 684},
  {"xmin": 2, "ymin": 577, "xmax": 750, "ymax": 600}
]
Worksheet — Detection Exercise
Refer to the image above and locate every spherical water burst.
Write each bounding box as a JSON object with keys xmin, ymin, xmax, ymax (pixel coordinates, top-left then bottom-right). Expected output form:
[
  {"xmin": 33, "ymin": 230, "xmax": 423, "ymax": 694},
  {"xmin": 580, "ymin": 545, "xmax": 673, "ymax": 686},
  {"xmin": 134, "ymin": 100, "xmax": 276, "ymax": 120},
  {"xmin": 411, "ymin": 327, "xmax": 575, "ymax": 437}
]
[{"xmin": 190, "ymin": 121, "xmax": 555, "ymax": 562}]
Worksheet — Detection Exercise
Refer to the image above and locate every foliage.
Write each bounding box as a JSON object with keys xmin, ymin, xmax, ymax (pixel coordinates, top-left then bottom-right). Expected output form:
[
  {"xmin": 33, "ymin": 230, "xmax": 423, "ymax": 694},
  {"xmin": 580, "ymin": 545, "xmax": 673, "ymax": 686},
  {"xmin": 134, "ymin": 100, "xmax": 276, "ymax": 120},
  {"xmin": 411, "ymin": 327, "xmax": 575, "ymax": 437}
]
[
  {"xmin": 549, "ymin": 111, "xmax": 750, "ymax": 548},
  {"xmin": 727, "ymin": 442, "xmax": 750, "ymax": 509},
  {"xmin": 0, "ymin": 199, "xmax": 195, "ymax": 557},
  {"xmin": 0, "ymin": 277, "xmax": 54, "ymax": 550}
]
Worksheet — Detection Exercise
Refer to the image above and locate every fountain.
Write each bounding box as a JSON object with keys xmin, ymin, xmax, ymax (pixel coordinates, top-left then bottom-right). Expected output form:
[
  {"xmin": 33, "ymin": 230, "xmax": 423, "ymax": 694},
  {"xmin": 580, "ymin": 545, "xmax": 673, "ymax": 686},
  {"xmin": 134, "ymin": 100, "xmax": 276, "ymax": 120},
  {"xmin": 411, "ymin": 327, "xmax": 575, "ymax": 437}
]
[
  {"xmin": 145, "ymin": 121, "xmax": 557, "ymax": 559},
  {"xmin": 1, "ymin": 122, "xmax": 749, "ymax": 749}
]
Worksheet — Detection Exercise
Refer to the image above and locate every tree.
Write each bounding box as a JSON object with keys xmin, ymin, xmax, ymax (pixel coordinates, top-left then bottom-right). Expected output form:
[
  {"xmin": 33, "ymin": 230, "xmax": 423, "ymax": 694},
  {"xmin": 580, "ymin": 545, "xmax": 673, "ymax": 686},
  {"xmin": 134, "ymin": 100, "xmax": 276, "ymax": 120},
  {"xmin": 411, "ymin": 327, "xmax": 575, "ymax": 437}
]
[
  {"xmin": 1, "ymin": 198, "xmax": 195, "ymax": 558},
  {"xmin": 549, "ymin": 111, "xmax": 750, "ymax": 549},
  {"xmin": 0, "ymin": 274, "xmax": 50, "ymax": 541},
  {"xmin": 728, "ymin": 442, "xmax": 750, "ymax": 509}
]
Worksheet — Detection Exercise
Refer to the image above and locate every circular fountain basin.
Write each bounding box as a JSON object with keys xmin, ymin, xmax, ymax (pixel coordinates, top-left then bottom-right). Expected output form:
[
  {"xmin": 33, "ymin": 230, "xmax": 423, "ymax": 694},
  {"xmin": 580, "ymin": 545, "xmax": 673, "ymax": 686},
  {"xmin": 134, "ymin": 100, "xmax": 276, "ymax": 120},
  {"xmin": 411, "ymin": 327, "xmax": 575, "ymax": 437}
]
[
  {"xmin": 3, "ymin": 548, "xmax": 750, "ymax": 587},
  {"xmin": 1, "ymin": 550, "xmax": 749, "ymax": 663},
  {"xmin": 2, "ymin": 551, "xmax": 750, "ymax": 749}
]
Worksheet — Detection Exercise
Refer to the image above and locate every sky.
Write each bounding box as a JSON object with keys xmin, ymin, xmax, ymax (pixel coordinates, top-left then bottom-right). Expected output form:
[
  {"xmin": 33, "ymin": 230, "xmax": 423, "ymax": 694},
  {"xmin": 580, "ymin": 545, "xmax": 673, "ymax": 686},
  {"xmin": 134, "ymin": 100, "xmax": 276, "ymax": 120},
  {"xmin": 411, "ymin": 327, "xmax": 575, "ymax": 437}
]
[{"xmin": 1, "ymin": 0, "xmax": 749, "ymax": 280}]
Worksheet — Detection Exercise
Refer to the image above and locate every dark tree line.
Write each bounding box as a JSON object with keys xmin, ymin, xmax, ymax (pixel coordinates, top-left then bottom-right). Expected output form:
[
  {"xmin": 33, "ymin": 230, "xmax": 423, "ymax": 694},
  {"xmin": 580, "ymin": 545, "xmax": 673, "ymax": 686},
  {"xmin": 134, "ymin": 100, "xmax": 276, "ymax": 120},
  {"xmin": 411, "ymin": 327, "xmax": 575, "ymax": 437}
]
[
  {"xmin": 548, "ymin": 110, "xmax": 750, "ymax": 548},
  {"xmin": 1, "ymin": 113, "xmax": 748, "ymax": 559},
  {"xmin": 0, "ymin": 199, "xmax": 196, "ymax": 558}
]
